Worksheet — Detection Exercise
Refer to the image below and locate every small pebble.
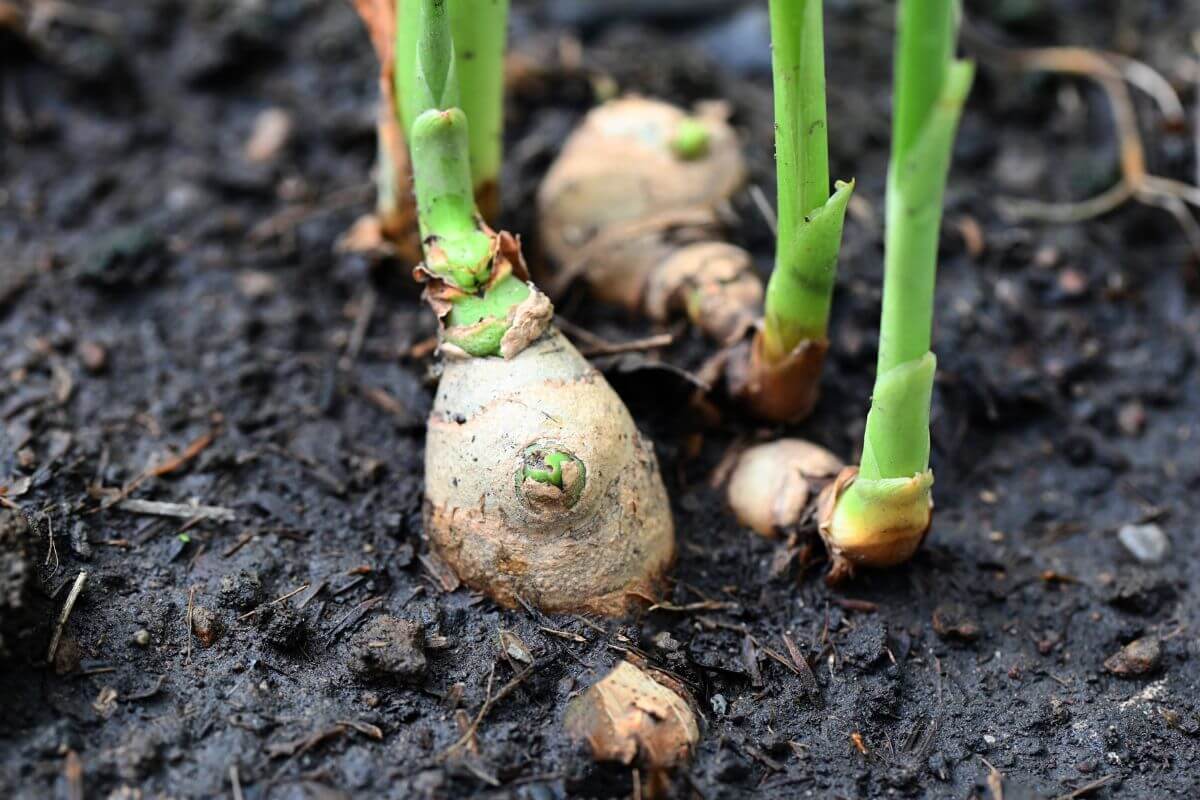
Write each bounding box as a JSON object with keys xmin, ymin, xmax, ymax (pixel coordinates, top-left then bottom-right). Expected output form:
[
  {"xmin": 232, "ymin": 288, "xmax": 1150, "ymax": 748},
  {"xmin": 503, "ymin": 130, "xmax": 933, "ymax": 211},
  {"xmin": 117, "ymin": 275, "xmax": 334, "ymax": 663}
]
[
  {"xmin": 498, "ymin": 629, "xmax": 533, "ymax": 665},
  {"xmin": 243, "ymin": 107, "xmax": 293, "ymax": 163},
  {"xmin": 235, "ymin": 270, "xmax": 278, "ymax": 299},
  {"xmin": 349, "ymin": 615, "xmax": 426, "ymax": 683},
  {"xmin": 132, "ymin": 629, "xmax": 151, "ymax": 647},
  {"xmin": 77, "ymin": 341, "xmax": 108, "ymax": 373},
  {"xmin": 1057, "ymin": 267, "xmax": 1088, "ymax": 297},
  {"xmin": 1104, "ymin": 636, "xmax": 1161, "ymax": 676},
  {"xmin": 191, "ymin": 607, "xmax": 222, "ymax": 647},
  {"xmin": 1118, "ymin": 523, "xmax": 1169, "ymax": 565},
  {"xmin": 1117, "ymin": 401, "xmax": 1145, "ymax": 436}
]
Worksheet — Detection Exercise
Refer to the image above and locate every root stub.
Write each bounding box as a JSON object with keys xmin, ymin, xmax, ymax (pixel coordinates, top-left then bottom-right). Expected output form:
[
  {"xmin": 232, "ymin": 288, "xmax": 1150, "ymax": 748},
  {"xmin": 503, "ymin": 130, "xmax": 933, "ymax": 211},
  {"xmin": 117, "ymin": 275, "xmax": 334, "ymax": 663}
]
[
  {"xmin": 727, "ymin": 330, "xmax": 830, "ymax": 423},
  {"xmin": 423, "ymin": 328, "xmax": 675, "ymax": 616},
  {"xmin": 727, "ymin": 439, "xmax": 843, "ymax": 537}
]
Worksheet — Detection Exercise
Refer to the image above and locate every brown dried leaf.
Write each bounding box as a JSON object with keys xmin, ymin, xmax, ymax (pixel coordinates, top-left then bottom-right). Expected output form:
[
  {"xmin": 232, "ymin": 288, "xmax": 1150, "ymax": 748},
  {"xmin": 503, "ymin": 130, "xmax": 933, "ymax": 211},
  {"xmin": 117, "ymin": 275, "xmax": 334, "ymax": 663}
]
[{"xmin": 727, "ymin": 330, "xmax": 829, "ymax": 423}]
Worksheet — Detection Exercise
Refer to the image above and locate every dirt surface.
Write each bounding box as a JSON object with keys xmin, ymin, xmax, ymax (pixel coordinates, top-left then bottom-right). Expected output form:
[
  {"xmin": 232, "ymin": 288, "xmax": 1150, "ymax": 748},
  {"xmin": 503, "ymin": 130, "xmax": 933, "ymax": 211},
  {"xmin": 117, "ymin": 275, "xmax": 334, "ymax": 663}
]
[{"xmin": 3, "ymin": 1, "xmax": 1200, "ymax": 797}]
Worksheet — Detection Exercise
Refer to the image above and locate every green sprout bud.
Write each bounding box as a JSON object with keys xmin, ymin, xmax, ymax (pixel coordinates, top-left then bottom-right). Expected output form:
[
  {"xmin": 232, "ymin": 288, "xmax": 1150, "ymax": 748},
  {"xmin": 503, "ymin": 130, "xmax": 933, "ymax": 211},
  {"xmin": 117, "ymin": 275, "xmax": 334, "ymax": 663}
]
[
  {"xmin": 670, "ymin": 118, "xmax": 710, "ymax": 161},
  {"xmin": 517, "ymin": 444, "xmax": 587, "ymax": 510}
]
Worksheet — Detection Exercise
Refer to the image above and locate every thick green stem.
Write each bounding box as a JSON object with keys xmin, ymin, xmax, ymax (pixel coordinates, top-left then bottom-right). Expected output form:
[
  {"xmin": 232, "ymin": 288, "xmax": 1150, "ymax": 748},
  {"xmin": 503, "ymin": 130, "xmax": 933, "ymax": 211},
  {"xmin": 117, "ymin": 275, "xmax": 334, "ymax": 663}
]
[
  {"xmin": 771, "ymin": 0, "xmax": 829, "ymax": 223},
  {"xmin": 858, "ymin": 353, "xmax": 935, "ymax": 480},
  {"xmin": 860, "ymin": 0, "xmax": 973, "ymax": 481},
  {"xmin": 449, "ymin": 0, "xmax": 508, "ymax": 194},
  {"xmin": 762, "ymin": 0, "xmax": 852, "ymax": 358},
  {"xmin": 397, "ymin": 0, "xmax": 507, "ymax": 207},
  {"xmin": 410, "ymin": 109, "xmax": 492, "ymax": 289},
  {"xmin": 396, "ymin": 0, "xmax": 419, "ymax": 133},
  {"xmin": 762, "ymin": 181, "xmax": 853, "ymax": 360},
  {"xmin": 406, "ymin": 0, "xmax": 534, "ymax": 358}
]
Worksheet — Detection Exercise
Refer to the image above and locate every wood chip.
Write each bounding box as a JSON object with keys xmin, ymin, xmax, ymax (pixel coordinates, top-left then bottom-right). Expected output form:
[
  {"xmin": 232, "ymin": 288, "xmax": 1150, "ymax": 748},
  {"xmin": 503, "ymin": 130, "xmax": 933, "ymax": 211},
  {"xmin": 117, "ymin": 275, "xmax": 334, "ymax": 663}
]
[
  {"xmin": 46, "ymin": 571, "xmax": 87, "ymax": 664},
  {"xmin": 782, "ymin": 634, "xmax": 819, "ymax": 697},
  {"xmin": 266, "ymin": 725, "xmax": 345, "ymax": 758},
  {"xmin": 337, "ymin": 719, "xmax": 384, "ymax": 740},
  {"xmin": 420, "ymin": 552, "xmax": 461, "ymax": 593},
  {"xmin": 116, "ymin": 498, "xmax": 235, "ymax": 522}
]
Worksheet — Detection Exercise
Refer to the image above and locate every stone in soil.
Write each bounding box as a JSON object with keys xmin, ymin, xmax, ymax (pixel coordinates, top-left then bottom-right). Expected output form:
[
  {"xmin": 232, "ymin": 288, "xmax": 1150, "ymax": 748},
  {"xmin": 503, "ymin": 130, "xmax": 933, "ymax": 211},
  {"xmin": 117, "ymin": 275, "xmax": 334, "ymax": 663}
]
[
  {"xmin": 931, "ymin": 603, "xmax": 982, "ymax": 642},
  {"xmin": 263, "ymin": 606, "xmax": 306, "ymax": 650},
  {"xmin": 842, "ymin": 618, "xmax": 888, "ymax": 667},
  {"xmin": 218, "ymin": 569, "xmax": 263, "ymax": 611},
  {"xmin": 1104, "ymin": 636, "xmax": 1162, "ymax": 676},
  {"xmin": 1118, "ymin": 523, "xmax": 1169, "ymax": 565},
  {"xmin": 190, "ymin": 606, "xmax": 222, "ymax": 647},
  {"xmin": 348, "ymin": 615, "xmax": 426, "ymax": 683},
  {"xmin": 1104, "ymin": 568, "xmax": 1176, "ymax": 615}
]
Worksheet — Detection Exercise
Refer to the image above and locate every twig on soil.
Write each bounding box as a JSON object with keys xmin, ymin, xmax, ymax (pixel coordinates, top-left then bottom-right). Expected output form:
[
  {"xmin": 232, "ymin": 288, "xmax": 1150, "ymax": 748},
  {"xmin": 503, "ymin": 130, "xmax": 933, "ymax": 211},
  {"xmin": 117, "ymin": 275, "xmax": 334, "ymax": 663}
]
[
  {"xmin": 539, "ymin": 626, "xmax": 587, "ymax": 644},
  {"xmin": 326, "ymin": 596, "xmax": 384, "ymax": 645},
  {"xmin": 459, "ymin": 757, "xmax": 500, "ymax": 787},
  {"xmin": 830, "ymin": 597, "xmax": 878, "ymax": 613},
  {"xmin": 63, "ymin": 750, "xmax": 83, "ymax": 800},
  {"xmin": 185, "ymin": 585, "xmax": 196, "ymax": 664},
  {"xmin": 238, "ymin": 583, "xmax": 310, "ymax": 621},
  {"xmin": 124, "ymin": 674, "xmax": 167, "ymax": 702},
  {"xmin": 230, "ymin": 765, "xmax": 244, "ymax": 800},
  {"xmin": 578, "ymin": 332, "xmax": 674, "ymax": 358},
  {"xmin": 267, "ymin": 725, "xmax": 347, "ymax": 768},
  {"xmin": 46, "ymin": 571, "xmax": 87, "ymax": 664},
  {"xmin": 748, "ymin": 184, "xmax": 778, "ymax": 236},
  {"xmin": 116, "ymin": 498, "xmax": 235, "ymax": 523},
  {"xmin": 442, "ymin": 661, "xmax": 537, "ymax": 760},
  {"xmin": 967, "ymin": 31, "xmax": 1200, "ymax": 255},
  {"xmin": 1053, "ymin": 774, "xmax": 1117, "ymax": 800},
  {"xmin": 99, "ymin": 428, "xmax": 219, "ymax": 510},
  {"xmin": 222, "ymin": 531, "xmax": 255, "ymax": 558},
  {"xmin": 359, "ymin": 383, "xmax": 415, "ymax": 422},
  {"xmin": 337, "ymin": 719, "xmax": 384, "ymax": 740},
  {"xmin": 79, "ymin": 665, "xmax": 116, "ymax": 676},
  {"xmin": 647, "ymin": 598, "xmax": 739, "ymax": 613},
  {"xmin": 249, "ymin": 183, "xmax": 373, "ymax": 243},
  {"xmin": 96, "ymin": 538, "xmax": 131, "ymax": 549},
  {"xmin": 738, "ymin": 740, "xmax": 784, "ymax": 772},
  {"xmin": 295, "ymin": 579, "xmax": 327, "ymax": 609},
  {"xmin": 555, "ymin": 317, "xmax": 674, "ymax": 357},
  {"xmin": 406, "ymin": 335, "xmax": 439, "ymax": 360},
  {"xmin": 340, "ymin": 287, "xmax": 377, "ymax": 369},
  {"xmin": 980, "ymin": 757, "xmax": 1004, "ymax": 800},
  {"xmin": 44, "ymin": 512, "xmax": 58, "ymax": 570}
]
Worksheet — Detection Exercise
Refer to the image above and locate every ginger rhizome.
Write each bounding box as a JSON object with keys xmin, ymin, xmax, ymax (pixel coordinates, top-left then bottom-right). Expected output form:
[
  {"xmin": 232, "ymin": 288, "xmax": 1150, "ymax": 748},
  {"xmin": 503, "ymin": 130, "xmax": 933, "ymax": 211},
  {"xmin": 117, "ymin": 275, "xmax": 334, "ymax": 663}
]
[{"xmin": 408, "ymin": 0, "xmax": 674, "ymax": 614}]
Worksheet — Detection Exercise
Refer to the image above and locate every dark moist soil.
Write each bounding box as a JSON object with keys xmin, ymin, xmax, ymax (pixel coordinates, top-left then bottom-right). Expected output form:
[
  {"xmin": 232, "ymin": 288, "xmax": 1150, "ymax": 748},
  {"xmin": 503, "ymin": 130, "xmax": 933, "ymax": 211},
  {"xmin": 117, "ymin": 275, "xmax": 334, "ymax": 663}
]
[{"xmin": 3, "ymin": 1, "xmax": 1200, "ymax": 797}]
